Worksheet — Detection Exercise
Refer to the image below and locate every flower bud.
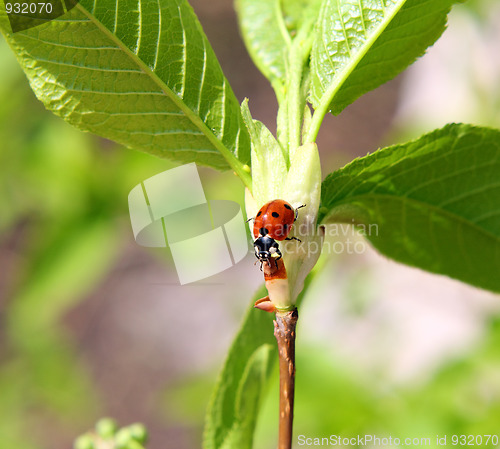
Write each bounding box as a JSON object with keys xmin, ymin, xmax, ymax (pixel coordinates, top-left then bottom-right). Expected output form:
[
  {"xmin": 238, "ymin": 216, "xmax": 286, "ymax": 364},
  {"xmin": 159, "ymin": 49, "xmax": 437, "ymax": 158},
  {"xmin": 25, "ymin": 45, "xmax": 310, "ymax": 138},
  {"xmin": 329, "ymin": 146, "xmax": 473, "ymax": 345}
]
[
  {"xmin": 74, "ymin": 434, "xmax": 95, "ymax": 449},
  {"xmin": 246, "ymin": 143, "xmax": 323, "ymax": 309},
  {"xmin": 241, "ymin": 100, "xmax": 287, "ymax": 207},
  {"xmin": 281, "ymin": 143, "xmax": 323, "ymax": 302},
  {"xmin": 115, "ymin": 428, "xmax": 133, "ymax": 448},
  {"xmin": 95, "ymin": 418, "xmax": 118, "ymax": 439},
  {"xmin": 128, "ymin": 423, "xmax": 148, "ymax": 444}
]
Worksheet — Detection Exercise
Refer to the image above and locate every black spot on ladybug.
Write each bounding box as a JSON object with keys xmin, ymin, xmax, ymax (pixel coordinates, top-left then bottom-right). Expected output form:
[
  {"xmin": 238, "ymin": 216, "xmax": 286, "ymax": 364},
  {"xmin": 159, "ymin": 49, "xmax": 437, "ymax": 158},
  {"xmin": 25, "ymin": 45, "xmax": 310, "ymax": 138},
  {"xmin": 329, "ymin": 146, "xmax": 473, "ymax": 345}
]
[
  {"xmin": 257, "ymin": 211, "xmax": 262, "ymax": 217},
  {"xmin": 284, "ymin": 204, "xmax": 292, "ymax": 210},
  {"xmin": 272, "ymin": 212, "xmax": 279, "ymax": 218},
  {"xmin": 260, "ymin": 227, "xmax": 269, "ymax": 236}
]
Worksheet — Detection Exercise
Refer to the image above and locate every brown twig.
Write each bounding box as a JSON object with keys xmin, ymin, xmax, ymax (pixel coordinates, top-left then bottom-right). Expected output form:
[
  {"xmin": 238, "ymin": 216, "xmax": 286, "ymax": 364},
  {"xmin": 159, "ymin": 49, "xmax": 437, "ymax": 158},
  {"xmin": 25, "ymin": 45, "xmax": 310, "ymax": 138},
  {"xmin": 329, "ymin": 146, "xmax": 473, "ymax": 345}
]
[
  {"xmin": 253, "ymin": 258, "xmax": 298, "ymax": 447},
  {"xmin": 274, "ymin": 308, "xmax": 298, "ymax": 449}
]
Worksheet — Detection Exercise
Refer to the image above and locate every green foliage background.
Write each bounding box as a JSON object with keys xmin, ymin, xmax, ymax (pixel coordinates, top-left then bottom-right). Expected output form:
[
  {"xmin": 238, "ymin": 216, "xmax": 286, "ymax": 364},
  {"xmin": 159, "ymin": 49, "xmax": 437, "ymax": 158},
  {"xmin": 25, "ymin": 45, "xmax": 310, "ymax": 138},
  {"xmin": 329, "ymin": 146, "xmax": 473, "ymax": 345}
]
[
  {"xmin": 0, "ymin": 35, "xmax": 169, "ymax": 448},
  {"xmin": 1, "ymin": 1, "xmax": 500, "ymax": 449}
]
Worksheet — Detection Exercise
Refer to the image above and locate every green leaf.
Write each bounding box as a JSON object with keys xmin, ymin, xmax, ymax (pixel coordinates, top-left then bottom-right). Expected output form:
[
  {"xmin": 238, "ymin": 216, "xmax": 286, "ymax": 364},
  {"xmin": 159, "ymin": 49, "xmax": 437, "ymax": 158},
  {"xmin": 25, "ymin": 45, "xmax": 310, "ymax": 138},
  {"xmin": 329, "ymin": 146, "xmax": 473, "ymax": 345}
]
[
  {"xmin": 0, "ymin": 0, "xmax": 251, "ymax": 179},
  {"xmin": 235, "ymin": 0, "xmax": 290, "ymax": 91},
  {"xmin": 281, "ymin": 0, "xmax": 323, "ymax": 38},
  {"xmin": 204, "ymin": 271, "xmax": 315, "ymax": 449},
  {"xmin": 309, "ymin": 0, "xmax": 462, "ymax": 126},
  {"xmin": 235, "ymin": 0, "xmax": 322, "ymax": 107},
  {"xmin": 220, "ymin": 345, "xmax": 275, "ymax": 449},
  {"xmin": 241, "ymin": 99, "xmax": 287, "ymax": 205},
  {"xmin": 203, "ymin": 285, "xmax": 275, "ymax": 449},
  {"xmin": 319, "ymin": 124, "xmax": 500, "ymax": 293}
]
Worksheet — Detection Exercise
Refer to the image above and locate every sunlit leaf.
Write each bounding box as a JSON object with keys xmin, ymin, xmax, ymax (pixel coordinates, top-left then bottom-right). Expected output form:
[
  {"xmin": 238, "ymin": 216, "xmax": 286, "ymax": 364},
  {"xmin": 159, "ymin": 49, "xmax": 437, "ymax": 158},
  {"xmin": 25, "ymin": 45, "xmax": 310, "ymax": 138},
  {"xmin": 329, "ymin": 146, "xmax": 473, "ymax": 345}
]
[
  {"xmin": 235, "ymin": 0, "xmax": 290, "ymax": 87},
  {"xmin": 204, "ymin": 272, "xmax": 315, "ymax": 449},
  {"xmin": 203, "ymin": 285, "xmax": 275, "ymax": 449},
  {"xmin": 310, "ymin": 0, "xmax": 462, "ymax": 116},
  {"xmin": 0, "ymin": 0, "xmax": 251, "ymax": 173},
  {"xmin": 320, "ymin": 124, "xmax": 500, "ymax": 293},
  {"xmin": 281, "ymin": 0, "xmax": 323, "ymax": 38}
]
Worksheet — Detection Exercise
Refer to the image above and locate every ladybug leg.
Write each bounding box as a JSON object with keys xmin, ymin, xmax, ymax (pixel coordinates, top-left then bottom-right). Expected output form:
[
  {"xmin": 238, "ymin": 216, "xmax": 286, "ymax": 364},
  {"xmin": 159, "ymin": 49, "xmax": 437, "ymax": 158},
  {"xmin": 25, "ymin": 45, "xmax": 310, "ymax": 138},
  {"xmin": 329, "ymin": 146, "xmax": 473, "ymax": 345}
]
[
  {"xmin": 294, "ymin": 204, "xmax": 306, "ymax": 221},
  {"xmin": 274, "ymin": 248, "xmax": 282, "ymax": 269},
  {"xmin": 246, "ymin": 216, "xmax": 255, "ymax": 223},
  {"xmin": 285, "ymin": 236, "xmax": 302, "ymax": 242}
]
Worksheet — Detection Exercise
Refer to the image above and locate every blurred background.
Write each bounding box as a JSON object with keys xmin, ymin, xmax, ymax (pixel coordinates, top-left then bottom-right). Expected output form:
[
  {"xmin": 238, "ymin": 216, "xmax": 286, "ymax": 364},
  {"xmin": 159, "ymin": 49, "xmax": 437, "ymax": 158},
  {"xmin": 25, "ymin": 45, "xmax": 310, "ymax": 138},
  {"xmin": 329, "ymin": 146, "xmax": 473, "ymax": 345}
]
[{"xmin": 1, "ymin": 0, "xmax": 500, "ymax": 448}]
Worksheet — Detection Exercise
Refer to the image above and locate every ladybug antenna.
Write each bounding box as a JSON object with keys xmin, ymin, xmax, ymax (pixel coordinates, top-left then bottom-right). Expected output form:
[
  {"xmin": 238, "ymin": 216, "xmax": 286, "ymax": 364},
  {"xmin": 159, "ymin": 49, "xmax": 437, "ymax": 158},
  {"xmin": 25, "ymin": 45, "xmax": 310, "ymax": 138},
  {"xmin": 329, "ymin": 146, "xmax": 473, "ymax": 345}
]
[{"xmin": 295, "ymin": 204, "xmax": 306, "ymax": 220}]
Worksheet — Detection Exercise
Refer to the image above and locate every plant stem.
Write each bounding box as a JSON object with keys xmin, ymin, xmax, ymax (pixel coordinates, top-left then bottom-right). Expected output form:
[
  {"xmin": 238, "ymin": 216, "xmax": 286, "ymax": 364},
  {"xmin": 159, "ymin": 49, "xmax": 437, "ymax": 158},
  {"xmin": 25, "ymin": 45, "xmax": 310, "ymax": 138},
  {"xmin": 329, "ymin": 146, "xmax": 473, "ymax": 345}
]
[
  {"xmin": 274, "ymin": 307, "xmax": 298, "ymax": 449},
  {"xmin": 287, "ymin": 51, "xmax": 304, "ymax": 156}
]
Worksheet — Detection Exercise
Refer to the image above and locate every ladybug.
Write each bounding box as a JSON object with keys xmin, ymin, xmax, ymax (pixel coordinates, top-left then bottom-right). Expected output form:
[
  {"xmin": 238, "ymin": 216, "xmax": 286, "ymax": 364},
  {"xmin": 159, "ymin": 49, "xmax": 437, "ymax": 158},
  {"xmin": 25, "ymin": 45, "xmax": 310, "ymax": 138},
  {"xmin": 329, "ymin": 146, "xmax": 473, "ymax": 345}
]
[
  {"xmin": 252, "ymin": 200, "xmax": 304, "ymax": 241},
  {"xmin": 248, "ymin": 200, "xmax": 305, "ymax": 270}
]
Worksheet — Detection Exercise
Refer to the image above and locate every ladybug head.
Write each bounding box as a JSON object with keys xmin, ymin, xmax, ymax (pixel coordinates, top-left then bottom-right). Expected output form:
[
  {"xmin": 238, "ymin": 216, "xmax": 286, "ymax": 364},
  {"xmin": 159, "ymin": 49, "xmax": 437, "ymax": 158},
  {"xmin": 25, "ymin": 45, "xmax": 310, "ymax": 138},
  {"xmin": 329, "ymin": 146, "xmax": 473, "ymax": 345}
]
[
  {"xmin": 254, "ymin": 236, "xmax": 271, "ymax": 261},
  {"xmin": 253, "ymin": 235, "xmax": 282, "ymax": 269}
]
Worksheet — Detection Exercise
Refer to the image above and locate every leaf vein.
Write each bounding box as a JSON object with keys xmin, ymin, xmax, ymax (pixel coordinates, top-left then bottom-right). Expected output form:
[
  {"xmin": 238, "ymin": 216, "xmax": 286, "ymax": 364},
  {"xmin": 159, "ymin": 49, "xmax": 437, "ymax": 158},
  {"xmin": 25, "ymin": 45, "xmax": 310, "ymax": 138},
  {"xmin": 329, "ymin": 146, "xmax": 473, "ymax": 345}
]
[
  {"xmin": 336, "ymin": 0, "xmax": 352, "ymax": 58},
  {"xmin": 152, "ymin": 0, "xmax": 161, "ymax": 71},
  {"xmin": 136, "ymin": 0, "xmax": 143, "ymax": 55},
  {"xmin": 66, "ymin": 88, "xmax": 164, "ymax": 96},
  {"xmin": 178, "ymin": 4, "xmax": 187, "ymax": 98},
  {"xmin": 16, "ymin": 33, "xmax": 121, "ymax": 51},
  {"xmin": 326, "ymin": 193, "xmax": 500, "ymax": 245},
  {"xmin": 437, "ymin": 180, "xmax": 500, "ymax": 208},
  {"xmin": 197, "ymin": 32, "xmax": 207, "ymax": 115},
  {"xmin": 124, "ymin": 129, "xmax": 204, "ymax": 136},
  {"xmin": 357, "ymin": 0, "xmax": 368, "ymax": 39},
  {"xmin": 113, "ymin": 0, "xmax": 119, "ymax": 34},
  {"xmin": 472, "ymin": 209, "xmax": 500, "ymax": 225},
  {"xmin": 32, "ymin": 57, "xmax": 143, "ymax": 73}
]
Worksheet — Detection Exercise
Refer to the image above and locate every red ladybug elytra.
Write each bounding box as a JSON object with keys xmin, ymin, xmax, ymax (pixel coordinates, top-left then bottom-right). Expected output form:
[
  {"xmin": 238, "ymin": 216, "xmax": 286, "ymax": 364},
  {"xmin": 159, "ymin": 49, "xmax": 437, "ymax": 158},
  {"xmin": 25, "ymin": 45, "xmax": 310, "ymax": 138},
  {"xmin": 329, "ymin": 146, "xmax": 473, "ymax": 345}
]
[
  {"xmin": 252, "ymin": 199, "xmax": 304, "ymax": 240},
  {"xmin": 249, "ymin": 200, "xmax": 305, "ymax": 270}
]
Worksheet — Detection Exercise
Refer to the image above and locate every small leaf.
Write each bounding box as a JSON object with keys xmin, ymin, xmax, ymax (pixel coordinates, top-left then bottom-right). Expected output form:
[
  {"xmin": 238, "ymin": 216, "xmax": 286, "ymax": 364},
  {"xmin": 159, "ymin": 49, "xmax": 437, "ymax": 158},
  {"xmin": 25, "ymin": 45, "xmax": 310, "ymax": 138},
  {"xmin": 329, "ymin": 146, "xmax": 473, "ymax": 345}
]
[
  {"xmin": 310, "ymin": 0, "xmax": 463, "ymax": 116},
  {"xmin": 203, "ymin": 285, "xmax": 275, "ymax": 449},
  {"xmin": 0, "ymin": 0, "xmax": 251, "ymax": 175},
  {"xmin": 235, "ymin": 0, "xmax": 290, "ymax": 89},
  {"xmin": 320, "ymin": 124, "xmax": 500, "ymax": 293},
  {"xmin": 241, "ymin": 100, "xmax": 287, "ymax": 207},
  {"xmin": 218, "ymin": 345, "xmax": 274, "ymax": 449},
  {"xmin": 281, "ymin": 0, "xmax": 323, "ymax": 38},
  {"xmin": 203, "ymin": 273, "xmax": 315, "ymax": 449}
]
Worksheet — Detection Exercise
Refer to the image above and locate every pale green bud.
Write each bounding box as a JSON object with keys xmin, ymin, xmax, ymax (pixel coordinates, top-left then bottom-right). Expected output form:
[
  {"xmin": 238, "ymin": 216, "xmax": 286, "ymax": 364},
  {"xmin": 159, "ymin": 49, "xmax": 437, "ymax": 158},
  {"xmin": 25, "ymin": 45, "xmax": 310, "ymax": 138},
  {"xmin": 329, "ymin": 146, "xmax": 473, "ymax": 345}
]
[
  {"xmin": 115, "ymin": 428, "xmax": 132, "ymax": 448},
  {"xmin": 241, "ymin": 99, "xmax": 287, "ymax": 207},
  {"xmin": 95, "ymin": 418, "xmax": 118, "ymax": 439},
  {"xmin": 281, "ymin": 143, "xmax": 323, "ymax": 303},
  {"xmin": 246, "ymin": 143, "xmax": 324, "ymax": 309},
  {"xmin": 126, "ymin": 441, "xmax": 145, "ymax": 449},
  {"xmin": 128, "ymin": 423, "xmax": 148, "ymax": 444},
  {"xmin": 74, "ymin": 434, "xmax": 95, "ymax": 449}
]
